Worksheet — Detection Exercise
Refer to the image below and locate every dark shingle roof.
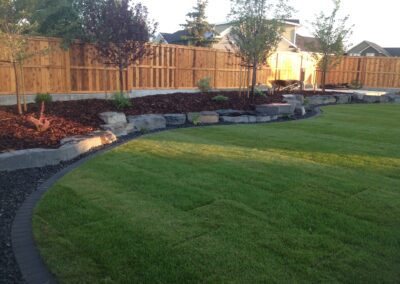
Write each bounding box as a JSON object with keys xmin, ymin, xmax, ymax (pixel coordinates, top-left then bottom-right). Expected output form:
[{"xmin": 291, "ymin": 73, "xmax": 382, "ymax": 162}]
[
  {"xmin": 348, "ymin": 41, "xmax": 391, "ymax": 57},
  {"xmin": 296, "ymin": 34, "xmax": 320, "ymax": 52},
  {"xmin": 161, "ymin": 30, "xmax": 189, "ymax": 44},
  {"xmin": 384, "ymin": 48, "xmax": 400, "ymax": 57}
]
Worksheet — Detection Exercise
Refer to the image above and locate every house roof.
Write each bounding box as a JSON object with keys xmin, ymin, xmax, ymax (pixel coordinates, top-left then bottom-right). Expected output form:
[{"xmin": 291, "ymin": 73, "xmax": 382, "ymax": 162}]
[
  {"xmin": 295, "ymin": 34, "xmax": 320, "ymax": 52},
  {"xmin": 161, "ymin": 30, "xmax": 189, "ymax": 44},
  {"xmin": 348, "ymin": 41, "xmax": 391, "ymax": 57},
  {"xmin": 384, "ymin": 48, "xmax": 400, "ymax": 57}
]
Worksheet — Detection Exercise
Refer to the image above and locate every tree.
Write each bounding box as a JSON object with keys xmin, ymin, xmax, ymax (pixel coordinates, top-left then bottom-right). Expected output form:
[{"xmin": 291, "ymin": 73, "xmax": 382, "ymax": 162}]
[
  {"xmin": 0, "ymin": 0, "xmax": 34, "ymax": 114},
  {"xmin": 228, "ymin": 0, "xmax": 293, "ymax": 100},
  {"xmin": 84, "ymin": 0, "xmax": 156, "ymax": 94},
  {"xmin": 29, "ymin": 0, "xmax": 85, "ymax": 48},
  {"xmin": 310, "ymin": 0, "xmax": 352, "ymax": 92},
  {"xmin": 181, "ymin": 0, "xmax": 217, "ymax": 47}
]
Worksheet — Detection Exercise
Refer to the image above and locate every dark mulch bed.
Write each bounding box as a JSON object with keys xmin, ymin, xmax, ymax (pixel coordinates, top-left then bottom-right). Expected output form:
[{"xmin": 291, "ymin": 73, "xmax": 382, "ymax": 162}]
[{"xmin": 0, "ymin": 91, "xmax": 283, "ymax": 153}]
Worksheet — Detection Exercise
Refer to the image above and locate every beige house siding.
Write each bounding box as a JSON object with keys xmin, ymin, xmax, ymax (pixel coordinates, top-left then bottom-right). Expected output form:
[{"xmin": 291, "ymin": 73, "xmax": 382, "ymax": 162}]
[{"xmin": 212, "ymin": 23, "xmax": 298, "ymax": 52}]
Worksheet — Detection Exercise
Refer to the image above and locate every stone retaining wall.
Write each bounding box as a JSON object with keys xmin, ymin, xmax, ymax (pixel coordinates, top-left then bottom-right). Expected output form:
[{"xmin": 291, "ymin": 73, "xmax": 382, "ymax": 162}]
[{"xmin": 1, "ymin": 92, "xmax": 399, "ymax": 172}]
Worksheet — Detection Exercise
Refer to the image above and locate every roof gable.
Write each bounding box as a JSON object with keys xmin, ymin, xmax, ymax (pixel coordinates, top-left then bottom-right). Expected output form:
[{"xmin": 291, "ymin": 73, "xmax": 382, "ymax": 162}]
[
  {"xmin": 384, "ymin": 48, "xmax": 400, "ymax": 57},
  {"xmin": 348, "ymin": 41, "xmax": 391, "ymax": 56}
]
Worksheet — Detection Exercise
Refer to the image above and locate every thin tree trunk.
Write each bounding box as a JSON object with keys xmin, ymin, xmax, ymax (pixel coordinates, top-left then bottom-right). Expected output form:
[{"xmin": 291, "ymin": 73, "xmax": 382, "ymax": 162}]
[
  {"xmin": 119, "ymin": 64, "xmax": 124, "ymax": 94},
  {"xmin": 13, "ymin": 62, "xmax": 22, "ymax": 115},
  {"xmin": 246, "ymin": 66, "xmax": 251, "ymax": 99},
  {"xmin": 19, "ymin": 63, "xmax": 27, "ymax": 112},
  {"xmin": 251, "ymin": 61, "xmax": 258, "ymax": 103}
]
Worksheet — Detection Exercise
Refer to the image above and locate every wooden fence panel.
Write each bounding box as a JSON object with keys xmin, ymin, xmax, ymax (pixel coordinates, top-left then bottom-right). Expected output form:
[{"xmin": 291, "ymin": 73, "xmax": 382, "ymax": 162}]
[
  {"xmin": 317, "ymin": 56, "xmax": 400, "ymax": 88},
  {"xmin": 0, "ymin": 35, "xmax": 325, "ymax": 96}
]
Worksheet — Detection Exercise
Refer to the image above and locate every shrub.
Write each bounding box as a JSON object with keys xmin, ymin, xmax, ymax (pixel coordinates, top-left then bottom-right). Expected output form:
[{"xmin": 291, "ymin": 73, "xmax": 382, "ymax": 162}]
[
  {"xmin": 112, "ymin": 92, "xmax": 132, "ymax": 110},
  {"xmin": 254, "ymin": 87, "xmax": 266, "ymax": 97},
  {"xmin": 197, "ymin": 77, "xmax": 212, "ymax": 93},
  {"xmin": 35, "ymin": 93, "xmax": 52, "ymax": 104},
  {"xmin": 212, "ymin": 95, "xmax": 229, "ymax": 102},
  {"xmin": 349, "ymin": 80, "xmax": 363, "ymax": 89}
]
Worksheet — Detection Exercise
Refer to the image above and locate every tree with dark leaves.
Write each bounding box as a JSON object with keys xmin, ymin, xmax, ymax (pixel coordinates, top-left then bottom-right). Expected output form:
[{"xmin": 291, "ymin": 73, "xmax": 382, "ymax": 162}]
[{"xmin": 84, "ymin": 0, "xmax": 157, "ymax": 93}]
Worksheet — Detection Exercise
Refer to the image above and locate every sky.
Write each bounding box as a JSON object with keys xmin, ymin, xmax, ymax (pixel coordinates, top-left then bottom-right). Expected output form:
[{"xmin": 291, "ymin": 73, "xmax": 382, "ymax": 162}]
[{"xmin": 139, "ymin": 0, "xmax": 400, "ymax": 48}]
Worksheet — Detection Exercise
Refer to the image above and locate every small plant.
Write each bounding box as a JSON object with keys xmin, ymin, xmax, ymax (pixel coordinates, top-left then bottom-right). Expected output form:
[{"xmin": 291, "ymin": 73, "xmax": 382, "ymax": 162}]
[
  {"xmin": 27, "ymin": 101, "xmax": 51, "ymax": 132},
  {"xmin": 254, "ymin": 87, "xmax": 266, "ymax": 97},
  {"xmin": 349, "ymin": 80, "xmax": 363, "ymax": 90},
  {"xmin": 112, "ymin": 92, "xmax": 132, "ymax": 110},
  {"xmin": 35, "ymin": 93, "xmax": 52, "ymax": 104},
  {"xmin": 197, "ymin": 77, "xmax": 212, "ymax": 93},
  {"xmin": 212, "ymin": 95, "xmax": 229, "ymax": 102},
  {"xmin": 304, "ymin": 97, "xmax": 310, "ymax": 106},
  {"xmin": 191, "ymin": 113, "xmax": 201, "ymax": 126}
]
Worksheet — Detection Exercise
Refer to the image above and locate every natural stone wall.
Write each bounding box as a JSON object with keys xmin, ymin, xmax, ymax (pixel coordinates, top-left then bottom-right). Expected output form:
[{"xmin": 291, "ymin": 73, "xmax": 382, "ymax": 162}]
[
  {"xmin": 2, "ymin": 92, "xmax": 399, "ymax": 172},
  {"xmin": 0, "ymin": 131, "xmax": 116, "ymax": 172}
]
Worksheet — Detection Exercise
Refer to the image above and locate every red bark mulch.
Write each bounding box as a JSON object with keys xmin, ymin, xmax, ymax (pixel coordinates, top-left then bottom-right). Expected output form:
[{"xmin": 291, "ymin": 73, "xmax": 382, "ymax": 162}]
[{"xmin": 1, "ymin": 90, "xmax": 340, "ymax": 152}]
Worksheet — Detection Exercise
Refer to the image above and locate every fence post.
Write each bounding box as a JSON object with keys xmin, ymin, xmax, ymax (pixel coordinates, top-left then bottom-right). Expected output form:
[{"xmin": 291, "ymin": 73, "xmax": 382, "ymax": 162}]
[
  {"xmin": 64, "ymin": 48, "xmax": 71, "ymax": 93},
  {"xmin": 40, "ymin": 40, "xmax": 50, "ymax": 93},
  {"xmin": 214, "ymin": 50, "xmax": 218, "ymax": 88}
]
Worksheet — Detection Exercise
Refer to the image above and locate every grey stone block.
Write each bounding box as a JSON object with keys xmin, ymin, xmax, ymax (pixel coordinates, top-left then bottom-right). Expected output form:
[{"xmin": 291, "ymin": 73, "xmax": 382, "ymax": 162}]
[
  {"xmin": 307, "ymin": 95, "xmax": 337, "ymax": 106},
  {"xmin": 335, "ymin": 94, "xmax": 352, "ymax": 104},
  {"xmin": 0, "ymin": 131, "xmax": 116, "ymax": 171},
  {"xmin": 362, "ymin": 95, "xmax": 380, "ymax": 103},
  {"xmin": 282, "ymin": 94, "xmax": 304, "ymax": 107},
  {"xmin": 220, "ymin": 115, "xmax": 256, "ymax": 123},
  {"xmin": 256, "ymin": 103, "xmax": 295, "ymax": 116},
  {"xmin": 164, "ymin": 114, "xmax": 187, "ymax": 125},
  {"xmin": 256, "ymin": 115, "xmax": 275, "ymax": 123},
  {"xmin": 295, "ymin": 106, "xmax": 306, "ymax": 116},
  {"xmin": 187, "ymin": 111, "xmax": 219, "ymax": 124},
  {"xmin": 99, "ymin": 112, "xmax": 127, "ymax": 124},
  {"xmin": 216, "ymin": 109, "xmax": 247, "ymax": 116},
  {"xmin": 128, "ymin": 114, "xmax": 167, "ymax": 131},
  {"xmin": 101, "ymin": 123, "xmax": 129, "ymax": 137}
]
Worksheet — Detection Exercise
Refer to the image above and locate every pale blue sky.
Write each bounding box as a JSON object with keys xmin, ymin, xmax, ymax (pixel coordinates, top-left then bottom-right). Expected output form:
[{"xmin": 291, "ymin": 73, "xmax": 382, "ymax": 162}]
[{"xmin": 140, "ymin": 0, "xmax": 400, "ymax": 48}]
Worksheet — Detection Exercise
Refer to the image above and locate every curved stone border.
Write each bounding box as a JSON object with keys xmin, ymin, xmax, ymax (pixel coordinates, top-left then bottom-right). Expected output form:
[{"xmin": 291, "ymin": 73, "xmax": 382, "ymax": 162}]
[{"xmin": 10, "ymin": 106, "xmax": 324, "ymax": 284}]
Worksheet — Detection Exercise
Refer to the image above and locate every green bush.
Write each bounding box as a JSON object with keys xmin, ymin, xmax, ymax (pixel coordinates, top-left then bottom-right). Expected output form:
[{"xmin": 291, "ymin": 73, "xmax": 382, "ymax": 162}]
[
  {"xmin": 349, "ymin": 80, "xmax": 363, "ymax": 89},
  {"xmin": 254, "ymin": 87, "xmax": 266, "ymax": 97},
  {"xmin": 212, "ymin": 95, "xmax": 229, "ymax": 102},
  {"xmin": 112, "ymin": 92, "xmax": 132, "ymax": 110},
  {"xmin": 35, "ymin": 93, "xmax": 52, "ymax": 104},
  {"xmin": 197, "ymin": 77, "xmax": 212, "ymax": 93}
]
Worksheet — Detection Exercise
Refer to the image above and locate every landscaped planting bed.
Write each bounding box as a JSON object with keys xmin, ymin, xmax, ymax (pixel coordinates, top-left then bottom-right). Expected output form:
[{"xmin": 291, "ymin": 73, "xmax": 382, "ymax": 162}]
[
  {"xmin": 32, "ymin": 104, "xmax": 400, "ymax": 283},
  {"xmin": 0, "ymin": 91, "xmax": 283, "ymax": 152}
]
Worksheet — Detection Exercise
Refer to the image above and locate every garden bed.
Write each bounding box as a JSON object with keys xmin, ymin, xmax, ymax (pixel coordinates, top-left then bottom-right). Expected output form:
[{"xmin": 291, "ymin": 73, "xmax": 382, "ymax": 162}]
[{"xmin": 0, "ymin": 91, "xmax": 283, "ymax": 152}]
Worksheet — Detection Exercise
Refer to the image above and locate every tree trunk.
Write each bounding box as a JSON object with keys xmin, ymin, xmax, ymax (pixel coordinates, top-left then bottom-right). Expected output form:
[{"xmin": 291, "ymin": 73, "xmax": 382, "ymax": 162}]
[
  {"xmin": 13, "ymin": 62, "xmax": 22, "ymax": 115},
  {"xmin": 119, "ymin": 64, "xmax": 124, "ymax": 94},
  {"xmin": 250, "ymin": 60, "xmax": 258, "ymax": 103},
  {"xmin": 246, "ymin": 66, "xmax": 251, "ymax": 99},
  {"xmin": 321, "ymin": 70, "xmax": 326, "ymax": 93},
  {"xmin": 19, "ymin": 63, "xmax": 27, "ymax": 112}
]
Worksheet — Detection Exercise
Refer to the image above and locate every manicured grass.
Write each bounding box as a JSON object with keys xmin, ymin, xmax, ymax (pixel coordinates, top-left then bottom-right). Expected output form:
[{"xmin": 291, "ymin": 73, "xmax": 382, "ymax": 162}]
[{"xmin": 33, "ymin": 104, "xmax": 400, "ymax": 283}]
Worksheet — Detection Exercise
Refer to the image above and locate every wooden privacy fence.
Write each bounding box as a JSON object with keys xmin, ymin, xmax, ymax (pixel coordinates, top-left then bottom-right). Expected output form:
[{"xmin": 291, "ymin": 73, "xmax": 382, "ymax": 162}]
[
  {"xmin": 317, "ymin": 56, "xmax": 400, "ymax": 89},
  {"xmin": 0, "ymin": 36, "xmax": 317, "ymax": 95}
]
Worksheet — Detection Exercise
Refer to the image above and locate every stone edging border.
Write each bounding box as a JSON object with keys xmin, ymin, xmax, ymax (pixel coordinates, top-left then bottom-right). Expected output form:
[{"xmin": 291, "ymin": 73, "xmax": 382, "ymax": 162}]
[{"xmin": 10, "ymin": 106, "xmax": 324, "ymax": 284}]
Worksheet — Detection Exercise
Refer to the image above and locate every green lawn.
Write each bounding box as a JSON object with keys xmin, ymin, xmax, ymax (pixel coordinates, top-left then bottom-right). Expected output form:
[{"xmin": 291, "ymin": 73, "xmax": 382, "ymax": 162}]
[{"xmin": 34, "ymin": 104, "xmax": 400, "ymax": 283}]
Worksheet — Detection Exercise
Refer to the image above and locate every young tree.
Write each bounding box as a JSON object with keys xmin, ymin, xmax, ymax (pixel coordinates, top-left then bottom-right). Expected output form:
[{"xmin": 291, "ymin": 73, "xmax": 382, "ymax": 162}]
[
  {"xmin": 228, "ymin": 0, "xmax": 293, "ymax": 100},
  {"xmin": 0, "ymin": 0, "xmax": 34, "ymax": 114},
  {"xmin": 310, "ymin": 0, "xmax": 352, "ymax": 92},
  {"xmin": 84, "ymin": 0, "xmax": 156, "ymax": 94},
  {"xmin": 181, "ymin": 0, "xmax": 217, "ymax": 47}
]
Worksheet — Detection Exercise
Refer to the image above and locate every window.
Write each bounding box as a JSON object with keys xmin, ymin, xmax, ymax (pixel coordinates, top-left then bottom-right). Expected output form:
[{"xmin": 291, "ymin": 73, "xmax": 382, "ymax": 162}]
[{"xmin": 366, "ymin": 53, "xmax": 376, "ymax": 57}]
